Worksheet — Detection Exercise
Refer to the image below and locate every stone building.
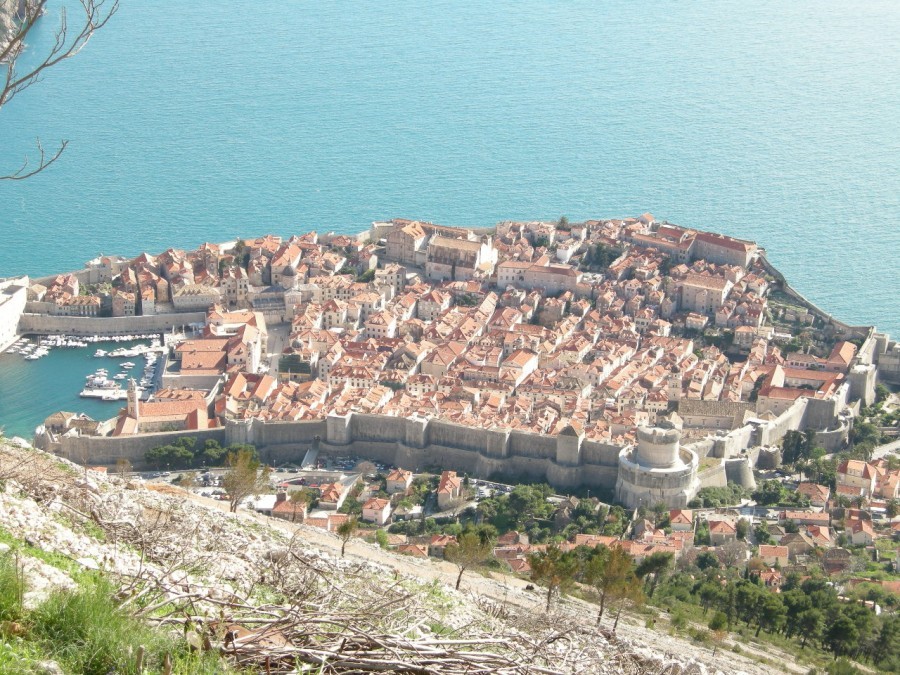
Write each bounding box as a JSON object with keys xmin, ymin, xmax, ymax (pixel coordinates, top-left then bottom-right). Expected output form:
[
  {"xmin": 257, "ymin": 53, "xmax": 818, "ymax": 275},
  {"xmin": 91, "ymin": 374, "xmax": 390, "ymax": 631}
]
[
  {"xmin": 425, "ymin": 235, "xmax": 497, "ymax": 281},
  {"xmin": 615, "ymin": 425, "xmax": 700, "ymax": 509}
]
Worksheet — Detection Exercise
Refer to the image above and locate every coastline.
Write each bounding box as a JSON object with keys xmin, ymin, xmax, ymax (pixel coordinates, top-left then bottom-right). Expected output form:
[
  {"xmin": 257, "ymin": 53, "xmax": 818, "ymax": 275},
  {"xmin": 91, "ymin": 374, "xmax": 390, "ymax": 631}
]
[{"xmin": 0, "ymin": 216, "xmax": 886, "ymax": 493}]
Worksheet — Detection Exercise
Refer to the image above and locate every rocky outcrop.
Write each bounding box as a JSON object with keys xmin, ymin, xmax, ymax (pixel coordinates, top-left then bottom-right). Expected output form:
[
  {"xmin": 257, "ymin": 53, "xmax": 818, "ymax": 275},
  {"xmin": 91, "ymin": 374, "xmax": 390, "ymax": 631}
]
[
  {"xmin": 0, "ymin": 1, "xmax": 28, "ymax": 53},
  {"xmin": 0, "ymin": 441, "xmax": 777, "ymax": 674}
]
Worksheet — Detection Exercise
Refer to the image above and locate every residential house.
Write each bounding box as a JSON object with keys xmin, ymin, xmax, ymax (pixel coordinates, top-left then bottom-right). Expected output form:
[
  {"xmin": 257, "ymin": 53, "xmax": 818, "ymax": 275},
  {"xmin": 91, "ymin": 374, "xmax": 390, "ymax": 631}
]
[
  {"xmin": 437, "ymin": 470, "xmax": 462, "ymax": 509},
  {"xmin": 428, "ymin": 534, "xmax": 457, "ymax": 558},
  {"xmin": 386, "ymin": 468, "xmax": 413, "ymax": 495},
  {"xmin": 669, "ymin": 509, "xmax": 693, "ymax": 532},
  {"xmin": 849, "ymin": 519, "xmax": 875, "ymax": 546},
  {"xmin": 758, "ymin": 544, "xmax": 789, "ymax": 567},
  {"xmin": 271, "ymin": 492, "xmax": 308, "ymax": 522},
  {"xmin": 362, "ymin": 497, "xmax": 392, "ymax": 526},
  {"xmin": 708, "ymin": 519, "xmax": 737, "ymax": 545},
  {"xmin": 318, "ymin": 482, "xmax": 348, "ymax": 510},
  {"xmin": 837, "ymin": 460, "xmax": 878, "ymax": 498},
  {"xmin": 796, "ymin": 482, "xmax": 831, "ymax": 508}
]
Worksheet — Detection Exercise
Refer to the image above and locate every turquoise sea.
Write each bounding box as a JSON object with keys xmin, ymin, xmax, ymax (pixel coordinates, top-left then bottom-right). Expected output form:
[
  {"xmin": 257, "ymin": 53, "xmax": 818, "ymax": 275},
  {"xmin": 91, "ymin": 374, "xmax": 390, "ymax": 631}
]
[{"xmin": 0, "ymin": 1, "xmax": 899, "ymax": 437}]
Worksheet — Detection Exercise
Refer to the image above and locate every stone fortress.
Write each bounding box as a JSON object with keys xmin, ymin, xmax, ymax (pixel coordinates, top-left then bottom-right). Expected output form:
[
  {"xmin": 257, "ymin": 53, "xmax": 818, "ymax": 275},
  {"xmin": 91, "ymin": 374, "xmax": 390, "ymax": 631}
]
[
  {"xmin": 38, "ymin": 328, "xmax": 889, "ymax": 508},
  {"xmin": 14, "ymin": 215, "xmax": 899, "ymax": 510},
  {"xmin": 616, "ymin": 425, "xmax": 700, "ymax": 508}
]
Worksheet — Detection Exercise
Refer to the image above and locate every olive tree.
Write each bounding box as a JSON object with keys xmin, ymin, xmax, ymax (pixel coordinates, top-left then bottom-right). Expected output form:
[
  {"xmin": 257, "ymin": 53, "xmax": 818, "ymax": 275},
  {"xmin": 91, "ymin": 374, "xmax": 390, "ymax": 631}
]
[
  {"xmin": 221, "ymin": 448, "xmax": 271, "ymax": 513},
  {"xmin": 528, "ymin": 545, "xmax": 579, "ymax": 612},
  {"xmin": 444, "ymin": 530, "xmax": 494, "ymax": 590},
  {"xmin": 336, "ymin": 516, "xmax": 358, "ymax": 558}
]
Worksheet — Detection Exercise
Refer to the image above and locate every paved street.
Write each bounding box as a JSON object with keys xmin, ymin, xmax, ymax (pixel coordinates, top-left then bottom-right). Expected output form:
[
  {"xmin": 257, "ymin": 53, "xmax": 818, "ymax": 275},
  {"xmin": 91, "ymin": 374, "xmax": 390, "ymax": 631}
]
[{"xmin": 265, "ymin": 323, "xmax": 290, "ymax": 375}]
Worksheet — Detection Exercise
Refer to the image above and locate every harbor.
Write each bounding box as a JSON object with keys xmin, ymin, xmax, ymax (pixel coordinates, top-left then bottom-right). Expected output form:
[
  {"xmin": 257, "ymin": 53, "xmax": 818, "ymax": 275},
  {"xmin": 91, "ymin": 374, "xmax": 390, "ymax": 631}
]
[{"xmin": 0, "ymin": 334, "xmax": 169, "ymax": 439}]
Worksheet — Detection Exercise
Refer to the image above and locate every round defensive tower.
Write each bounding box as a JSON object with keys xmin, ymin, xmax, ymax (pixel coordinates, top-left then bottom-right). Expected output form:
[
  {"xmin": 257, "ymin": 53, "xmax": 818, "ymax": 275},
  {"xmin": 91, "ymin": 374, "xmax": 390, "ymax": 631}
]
[
  {"xmin": 615, "ymin": 425, "xmax": 700, "ymax": 509},
  {"xmin": 634, "ymin": 426, "xmax": 683, "ymax": 469}
]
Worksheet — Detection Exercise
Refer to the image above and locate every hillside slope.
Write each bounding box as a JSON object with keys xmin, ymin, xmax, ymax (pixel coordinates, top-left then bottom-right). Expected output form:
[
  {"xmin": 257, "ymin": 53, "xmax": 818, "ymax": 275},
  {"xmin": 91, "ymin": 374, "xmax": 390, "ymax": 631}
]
[{"xmin": 0, "ymin": 441, "xmax": 788, "ymax": 674}]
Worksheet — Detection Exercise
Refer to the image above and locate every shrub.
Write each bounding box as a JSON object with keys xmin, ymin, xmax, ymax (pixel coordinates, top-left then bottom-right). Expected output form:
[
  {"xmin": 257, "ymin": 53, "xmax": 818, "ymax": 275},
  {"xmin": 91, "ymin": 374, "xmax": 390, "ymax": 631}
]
[
  {"xmin": 708, "ymin": 611, "xmax": 728, "ymax": 632},
  {"xmin": 0, "ymin": 553, "xmax": 24, "ymax": 622},
  {"xmin": 671, "ymin": 610, "xmax": 688, "ymax": 630},
  {"xmin": 30, "ymin": 578, "xmax": 221, "ymax": 675},
  {"xmin": 689, "ymin": 628, "xmax": 709, "ymax": 643}
]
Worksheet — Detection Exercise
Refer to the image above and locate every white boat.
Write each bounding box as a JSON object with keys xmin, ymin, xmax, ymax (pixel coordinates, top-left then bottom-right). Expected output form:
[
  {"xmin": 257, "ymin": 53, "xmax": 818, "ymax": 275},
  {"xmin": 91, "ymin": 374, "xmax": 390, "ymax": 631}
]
[
  {"xmin": 94, "ymin": 349, "xmax": 107, "ymax": 357},
  {"xmin": 113, "ymin": 373, "xmax": 127, "ymax": 380},
  {"xmin": 122, "ymin": 362, "xmax": 136, "ymax": 369},
  {"xmin": 85, "ymin": 373, "xmax": 117, "ymax": 387},
  {"xmin": 101, "ymin": 390, "xmax": 130, "ymax": 401}
]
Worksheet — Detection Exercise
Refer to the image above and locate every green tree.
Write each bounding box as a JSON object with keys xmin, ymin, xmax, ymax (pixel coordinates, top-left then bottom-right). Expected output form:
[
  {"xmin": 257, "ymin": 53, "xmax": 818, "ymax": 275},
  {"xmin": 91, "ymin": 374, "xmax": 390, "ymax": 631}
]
[
  {"xmin": 201, "ymin": 439, "xmax": 228, "ymax": 465},
  {"xmin": 781, "ymin": 430, "xmax": 805, "ymax": 464},
  {"xmin": 755, "ymin": 593, "xmax": 786, "ymax": 637},
  {"xmin": 696, "ymin": 552, "xmax": 720, "ymax": 571},
  {"xmin": 444, "ymin": 530, "xmax": 495, "ymax": 590},
  {"xmin": 754, "ymin": 523, "xmax": 772, "ymax": 545},
  {"xmin": 221, "ymin": 448, "xmax": 271, "ymax": 513},
  {"xmin": 797, "ymin": 608, "xmax": 824, "ymax": 649},
  {"xmin": 584, "ymin": 545, "xmax": 639, "ymax": 626},
  {"xmin": 826, "ymin": 613, "xmax": 859, "ymax": 660},
  {"xmin": 886, "ymin": 499, "xmax": 900, "ymax": 519},
  {"xmin": 873, "ymin": 615, "xmax": 899, "ymax": 669},
  {"xmin": 736, "ymin": 518, "xmax": 749, "ymax": 540},
  {"xmin": 697, "ymin": 582, "xmax": 724, "ymax": 615},
  {"xmin": 336, "ymin": 516, "xmax": 359, "ymax": 558},
  {"xmin": 753, "ymin": 480, "xmax": 786, "ymax": 506},
  {"xmin": 734, "ymin": 581, "xmax": 764, "ymax": 627},
  {"xmin": 651, "ymin": 502, "xmax": 668, "ymax": 528},
  {"xmin": 708, "ymin": 611, "xmax": 728, "ymax": 632},
  {"xmin": 635, "ymin": 551, "xmax": 673, "ymax": 598},
  {"xmin": 529, "ymin": 545, "xmax": 579, "ymax": 612}
]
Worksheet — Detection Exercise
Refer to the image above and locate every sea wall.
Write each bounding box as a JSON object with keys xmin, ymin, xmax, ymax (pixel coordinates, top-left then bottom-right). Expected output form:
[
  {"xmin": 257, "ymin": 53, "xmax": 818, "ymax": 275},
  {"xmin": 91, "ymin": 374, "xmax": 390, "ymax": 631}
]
[
  {"xmin": 18, "ymin": 312, "xmax": 207, "ymax": 336},
  {"xmin": 757, "ymin": 254, "xmax": 872, "ymax": 339}
]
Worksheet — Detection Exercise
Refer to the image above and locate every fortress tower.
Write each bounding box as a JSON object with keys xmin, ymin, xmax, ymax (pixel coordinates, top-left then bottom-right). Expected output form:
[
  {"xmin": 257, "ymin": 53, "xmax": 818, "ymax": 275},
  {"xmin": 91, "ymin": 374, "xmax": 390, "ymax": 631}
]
[
  {"xmin": 127, "ymin": 378, "xmax": 140, "ymax": 421},
  {"xmin": 615, "ymin": 425, "xmax": 700, "ymax": 509}
]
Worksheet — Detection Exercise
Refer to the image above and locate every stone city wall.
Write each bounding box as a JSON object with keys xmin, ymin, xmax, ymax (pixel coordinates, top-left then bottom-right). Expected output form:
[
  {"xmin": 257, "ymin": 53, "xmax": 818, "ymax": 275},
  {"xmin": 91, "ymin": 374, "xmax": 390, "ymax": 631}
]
[
  {"xmin": 757, "ymin": 255, "xmax": 871, "ymax": 339},
  {"xmin": 18, "ymin": 312, "xmax": 207, "ymax": 336},
  {"xmin": 48, "ymin": 428, "xmax": 227, "ymax": 467},
  {"xmin": 53, "ymin": 410, "xmax": 627, "ymax": 491},
  {"xmin": 697, "ymin": 461, "xmax": 728, "ymax": 489},
  {"xmin": 873, "ymin": 334, "xmax": 900, "ymax": 385},
  {"xmin": 756, "ymin": 398, "xmax": 808, "ymax": 447}
]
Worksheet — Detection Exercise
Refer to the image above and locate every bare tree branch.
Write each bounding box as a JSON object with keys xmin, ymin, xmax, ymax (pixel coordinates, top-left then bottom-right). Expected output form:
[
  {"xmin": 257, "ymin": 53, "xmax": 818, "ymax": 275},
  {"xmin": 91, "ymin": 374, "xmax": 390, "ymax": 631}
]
[{"xmin": 0, "ymin": 0, "xmax": 118, "ymax": 179}]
